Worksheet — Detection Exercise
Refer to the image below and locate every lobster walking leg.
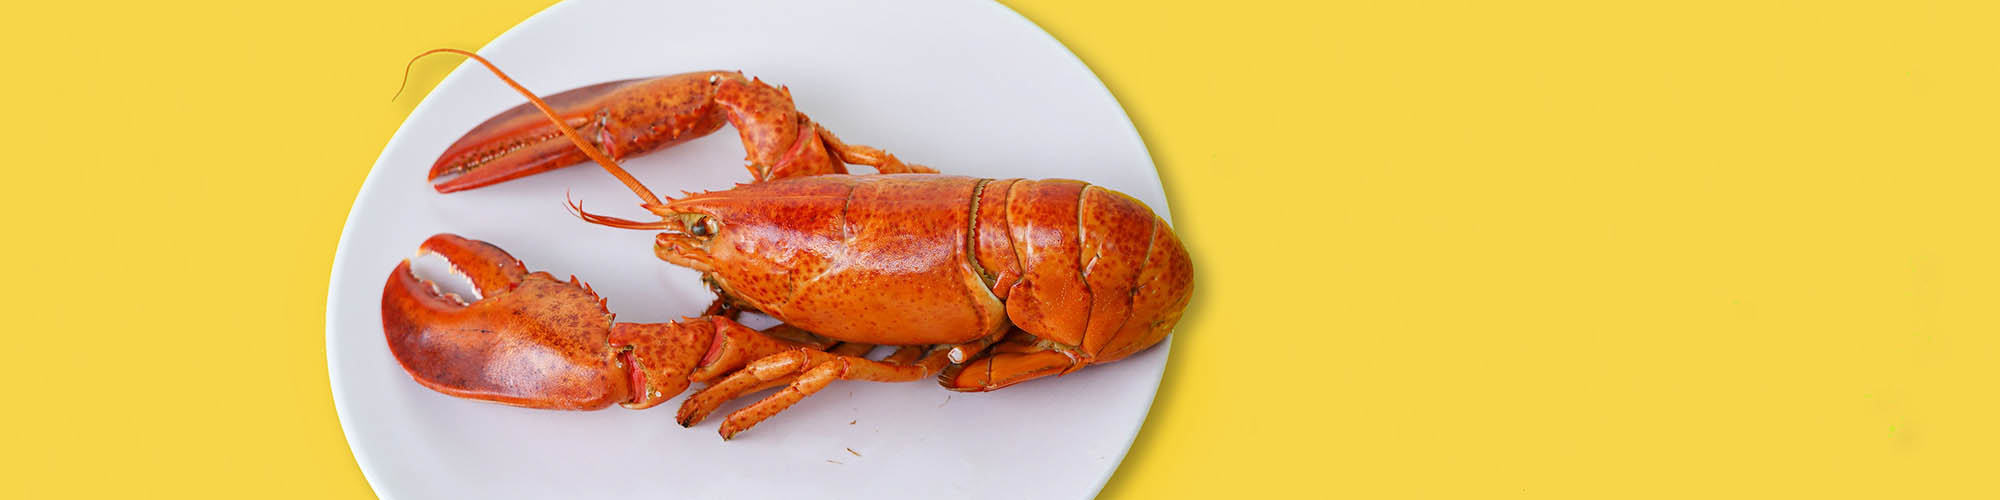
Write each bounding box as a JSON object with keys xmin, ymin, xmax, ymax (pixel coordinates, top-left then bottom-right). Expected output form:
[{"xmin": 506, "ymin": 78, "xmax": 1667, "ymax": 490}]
[
  {"xmin": 828, "ymin": 342, "xmax": 879, "ymax": 357},
  {"xmin": 678, "ymin": 346, "xmax": 951, "ymax": 438},
  {"xmin": 676, "ymin": 345, "xmax": 927, "ymax": 426},
  {"xmin": 670, "ymin": 334, "xmax": 877, "ymax": 410},
  {"xmin": 937, "ymin": 330, "xmax": 1081, "ymax": 392},
  {"xmin": 815, "ymin": 127, "xmax": 935, "ymax": 175},
  {"xmin": 722, "ymin": 346, "xmax": 952, "ymax": 440},
  {"xmin": 946, "ymin": 330, "xmax": 1008, "ymax": 364}
]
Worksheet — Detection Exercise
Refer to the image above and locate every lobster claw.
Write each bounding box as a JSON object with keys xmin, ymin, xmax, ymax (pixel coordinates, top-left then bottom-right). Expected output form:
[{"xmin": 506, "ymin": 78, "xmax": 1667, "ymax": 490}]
[
  {"xmin": 429, "ymin": 72, "xmax": 737, "ymax": 192},
  {"xmin": 381, "ymin": 233, "xmax": 631, "ymax": 409},
  {"xmin": 427, "ymin": 58, "xmax": 893, "ymax": 193},
  {"xmin": 381, "ymin": 233, "xmax": 808, "ymax": 411}
]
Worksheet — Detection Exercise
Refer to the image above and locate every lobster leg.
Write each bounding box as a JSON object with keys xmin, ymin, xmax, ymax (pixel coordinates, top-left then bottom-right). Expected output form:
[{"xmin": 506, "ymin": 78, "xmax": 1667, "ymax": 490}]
[
  {"xmin": 617, "ymin": 317, "xmax": 836, "ymax": 409},
  {"xmin": 946, "ymin": 330, "xmax": 1008, "ymax": 364},
  {"xmin": 689, "ymin": 343, "xmax": 883, "ymax": 414},
  {"xmin": 687, "ymin": 342, "xmax": 881, "ymax": 402},
  {"xmin": 828, "ymin": 342, "xmax": 879, "ymax": 357},
  {"xmin": 814, "ymin": 127, "xmax": 935, "ymax": 175},
  {"xmin": 676, "ymin": 344, "xmax": 927, "ymax": 425},
  {"xmin": 668, "ymin": 339, "xmax": 879, "ymax": 417},
  {"xmin": 678, "ymin": 345, "xmax": 951, "ymax": 439},
  {"xmin": 937, "ymin": 330, "xmax": 1081, "ymax": 392}
]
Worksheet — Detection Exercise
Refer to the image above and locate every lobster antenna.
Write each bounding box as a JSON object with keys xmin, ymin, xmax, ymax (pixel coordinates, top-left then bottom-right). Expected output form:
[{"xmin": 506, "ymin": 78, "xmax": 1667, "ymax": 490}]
[
  {"xmin": 392, "ymin": 54, "xmax": 424, "ymax": 102},
  {"xmin": 565, "ymin": 193, "xmax": 679, "ymax": 230},
  {"xmin": 406, "ymin": 48, "xmax": 665, "ymax": 208}
]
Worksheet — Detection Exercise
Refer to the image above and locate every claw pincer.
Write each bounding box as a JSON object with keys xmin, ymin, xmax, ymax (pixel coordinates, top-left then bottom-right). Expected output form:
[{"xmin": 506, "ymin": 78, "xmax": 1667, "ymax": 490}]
[
  {"xmin": 427, "ymin": 68, "xmax": 911, "ymax": 192},
  {"xmin": 382, "ymin": 234, "xmax": 631, "ymax": 409},
  {"xmin": 425, "ymin": 55, "xmax": 932, "ymax": 193},
  {"xmin": 429, "ymin": 72, "xmax": 737, "ymax": 192}
]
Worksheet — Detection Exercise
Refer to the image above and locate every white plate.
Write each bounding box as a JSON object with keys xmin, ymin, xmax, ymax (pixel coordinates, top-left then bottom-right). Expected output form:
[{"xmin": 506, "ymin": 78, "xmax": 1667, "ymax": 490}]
[{"xmin": 327, "ymin": 1, "xmax": 1170, "ymax": 498}]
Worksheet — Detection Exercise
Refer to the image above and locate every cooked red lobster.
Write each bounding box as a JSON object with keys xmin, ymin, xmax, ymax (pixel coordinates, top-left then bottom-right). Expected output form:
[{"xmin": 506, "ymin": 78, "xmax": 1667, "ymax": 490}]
[{"xmin": 383, "ymin": 50, "xmax": 1192, "ymax": 438}]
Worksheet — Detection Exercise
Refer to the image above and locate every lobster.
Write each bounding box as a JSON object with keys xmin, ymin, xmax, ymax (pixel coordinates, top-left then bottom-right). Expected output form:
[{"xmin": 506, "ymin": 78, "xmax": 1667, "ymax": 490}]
[{"xmin": 383, "ymin": 50, "xmax": 1192, "ymax": 439}]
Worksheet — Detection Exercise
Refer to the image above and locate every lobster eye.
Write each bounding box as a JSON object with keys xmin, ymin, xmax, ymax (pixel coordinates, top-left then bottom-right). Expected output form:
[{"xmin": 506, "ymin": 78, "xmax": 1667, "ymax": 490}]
[{"xmin": 687, "ymin": 216, "xmax": 714, "ymax": 237}]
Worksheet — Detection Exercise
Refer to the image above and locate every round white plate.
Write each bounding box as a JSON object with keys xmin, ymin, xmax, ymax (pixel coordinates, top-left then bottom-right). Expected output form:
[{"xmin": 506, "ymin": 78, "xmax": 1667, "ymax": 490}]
[{"xmin": 327, "ymin": 1, "xmax": 1170, "ymax": 498}]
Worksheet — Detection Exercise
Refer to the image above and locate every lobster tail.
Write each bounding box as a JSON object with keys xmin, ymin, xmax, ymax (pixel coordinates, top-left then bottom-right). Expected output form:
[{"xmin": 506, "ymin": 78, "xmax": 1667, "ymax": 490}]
[{"xmin": 939, "ymin": 179, "xmax": 1193, "ymax": 391}]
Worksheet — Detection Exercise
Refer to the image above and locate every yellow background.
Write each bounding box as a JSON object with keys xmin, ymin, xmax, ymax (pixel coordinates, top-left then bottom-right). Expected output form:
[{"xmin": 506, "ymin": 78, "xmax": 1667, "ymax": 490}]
[{"xmin": 3, "ymin": 0, "xmax": 1996, "ymax": 497}]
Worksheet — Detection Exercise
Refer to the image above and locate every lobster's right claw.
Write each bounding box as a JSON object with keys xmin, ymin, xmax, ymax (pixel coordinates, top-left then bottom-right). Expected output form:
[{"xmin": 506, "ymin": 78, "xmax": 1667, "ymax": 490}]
[
  {"xmin": 381, "ymin": 233, "xmax": 631, "ymax": 409},
  {"xmin": 429, "ymin": 72, "xmax": 736, "ymax": 193}
]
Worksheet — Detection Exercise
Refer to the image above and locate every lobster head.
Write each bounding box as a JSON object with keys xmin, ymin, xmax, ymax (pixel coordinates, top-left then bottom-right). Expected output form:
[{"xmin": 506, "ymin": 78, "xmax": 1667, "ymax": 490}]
[
  {"xmin": 635, "ymin": 176, "xmax": 863, "ymax": 316},
  {"xmin": 629, "ymin": 174, "xmax": 1005, "ymax": 347}
]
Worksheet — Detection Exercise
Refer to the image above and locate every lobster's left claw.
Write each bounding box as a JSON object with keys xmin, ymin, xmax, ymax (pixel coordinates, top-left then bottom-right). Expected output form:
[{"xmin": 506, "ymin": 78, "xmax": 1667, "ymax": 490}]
[
  {"xmin": 429, "ymin": 72, "xmax": 736, "ymax": 193},
  {"xmin": 381, "ymin": 233, "xmax": 631, "ymax": 409}
]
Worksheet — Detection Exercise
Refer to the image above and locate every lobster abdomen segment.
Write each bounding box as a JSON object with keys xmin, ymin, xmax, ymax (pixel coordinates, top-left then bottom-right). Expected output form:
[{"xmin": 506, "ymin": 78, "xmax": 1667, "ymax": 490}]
[
  {"xmin": 1098, "ymin": 208, "xmax": 1192, "ymax": 362},
  {"xmin": 975, "ymin": 179, "xmax": 1192, "ymax": 363},
  {"xmin": 1076, "ymin": 186, "xmax": 1172, "ymax": 360},
  {"xmin": 944, "ymin": 179, "xmax": 1190, "ymax": 391},
  {"xmin": 997, "ymin": 179, "xmax": 1093, "ymax": 349}
]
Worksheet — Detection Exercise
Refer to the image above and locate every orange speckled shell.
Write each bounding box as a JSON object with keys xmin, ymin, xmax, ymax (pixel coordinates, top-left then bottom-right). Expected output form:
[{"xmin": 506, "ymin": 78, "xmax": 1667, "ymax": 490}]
[
  {"xmin": 431, "ymin": 71, "xmax": 847, "ymax": 192},
  {"xmin": 666, "ymin": 174, "xmax": 1191, "ymax": 365},
  {"xmin": 971, "ymin": 178, "xmax": 1023, "ymax": 295},
  {"xmin": 1074, "ymin": 186, "xmax": 1159, "ymax": 358},
  {"xmin": 593, "ymin": 72, "xmax": 736, "ymax": 159},
  {"xmin": 1084, "ymin": 188, "xmax": 1192, "ymax": 363},
  {"xmin": 992, "ymin": 180, "xmax": 1191, "ymax": 362},
  {"xmin": 711, "ymin": 77, "xmax": 799, "ymax": 169},
  {"xmin": 711, "ymin": 78, "xmax": 844, "ymax": 180},
  {"xmin": 430, "ymin": 72, "xmax": 735, "ymax": 191},
  {"xmin": 1000, "ymin": 180, "xmax": 1092, "ymax": 348},
  {"xmin": 382, "ymin": 264, "xmax": 627, "ymax": 410},
  {"xmin": 666, "ymin": 175, "xmax": 1006, "ymax": 345}
]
